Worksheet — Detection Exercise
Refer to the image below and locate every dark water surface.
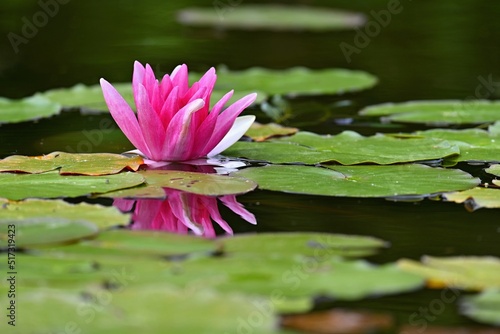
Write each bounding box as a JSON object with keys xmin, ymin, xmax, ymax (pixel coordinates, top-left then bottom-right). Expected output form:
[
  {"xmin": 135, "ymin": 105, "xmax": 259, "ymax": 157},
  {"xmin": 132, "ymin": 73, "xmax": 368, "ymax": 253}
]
[{"xmin": 1, "ymin": 0, "xmax": 500, "ymax": 329}]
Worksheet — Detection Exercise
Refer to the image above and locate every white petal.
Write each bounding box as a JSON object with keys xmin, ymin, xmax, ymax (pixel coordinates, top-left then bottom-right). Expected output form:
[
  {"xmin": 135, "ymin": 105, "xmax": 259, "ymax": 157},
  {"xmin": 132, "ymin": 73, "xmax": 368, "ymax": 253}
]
[{"xmin": 207, "ymin": 115, "xmax": 255, "ymax": 157}]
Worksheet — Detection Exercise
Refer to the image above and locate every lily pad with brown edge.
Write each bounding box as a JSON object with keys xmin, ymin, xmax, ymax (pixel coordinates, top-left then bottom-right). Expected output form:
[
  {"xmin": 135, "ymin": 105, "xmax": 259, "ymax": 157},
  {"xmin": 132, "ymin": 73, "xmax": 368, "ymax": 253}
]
[
  {"xmin": 0, "ymin": 152, "xmax": 144, "ymax": 175},
  {"xmin": 443, "ymin": 187, "xmax": 500, "ymax": 211},
  {"xmin": 0, "ymin": 171, "xmax": 145, "ymax": 200},
  {"xmin": 100, "ymin": 170, "xmax": 257, "ymax": 198},
  {"xmin": 223, "ymin": 131, "xmax": 460, "ymax": 165},
  {"xmin": 0, "ymin": 95, "xmax": 61, "ymax": 124},
  {"xmin": 245, "ymin": 122, "xmax": 298, "ymax": 141},
  {"xmin": 398, "ymin": 256, "xmax": 500, "ymax": 291},
  {"xmin": 461, "ymin": 289, "xmax": 500, "ymax": 326},
  {"xmin": 359, "ymin": 100, "xmax": 500, "ymax": 125},
  {"xmin": 177, "ymin": 5, "xmax": 366, "ymax": 31},
  {"xmin": 231, "ymin": 164, "xmax": 479, "ymax": 198}
]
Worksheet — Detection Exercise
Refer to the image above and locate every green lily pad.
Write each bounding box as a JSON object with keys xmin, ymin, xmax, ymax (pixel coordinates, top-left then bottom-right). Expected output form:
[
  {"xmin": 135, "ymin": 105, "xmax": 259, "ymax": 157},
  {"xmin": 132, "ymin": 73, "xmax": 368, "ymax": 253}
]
[
  {"xmin": 461, "ymin": 289, "xmax": 500, "ymax": 326},
  {"xmin": 221, "ymin": 232, "xmax": 387, "ymax": 258},
  {"xmin": 0, "ymin": 171, "xmax": 145, "ymax": 200},
  {"xmin": 0, "ymin": 218, "xmax": 98, "ymax": 248},
  {"xmin": 0, "ymin": 95, "xmax": 61, "ymax": 124},
  {"xmin": 3, "ymin": 286, "xmax": 276, "ymax": 334},
  {"xmin": 485, "ymin": 164, "xmax": 500, "ymax": 177},
  {"xmin": 398, "ymin": 256, "xmax": 500, "ymax": 290},
  {"xmin": 39, "ymin": 83, "xmax": 134, "ymax": 111},
  {"xmin": 0, "ymin": 152, "xmax": 144, "ymax": 175},
  {"xmin": 208, "ymin": 67, "xmax": 378, "ymax": 97},
  {"xmin": 359, "ymin": 100, "xmax": 500, "ymax": 125},
  {"xmin": 0, "ymin": 198, "xmax": 130, "ymax": 230},
  {"xmin": 232, "ymin": 164, "xmax": 479, "ymax": 197},
  {"xmin": 443, "ymin": 187, "xmax": 500, "ymax": 210},
  {"xmin": 177, "ymin": 5, "xmax": 366, "ymax": 31},
  {"xmin": 224, "ymin": 131, "xmax": 460, "ymax": 165},
  {"xmin": 101, "ymin": 170, "xmax": 257, "ymax": 198},
  {"xmin": 245, "ymin": 122, "xmax": 298, "ymax": 142}
]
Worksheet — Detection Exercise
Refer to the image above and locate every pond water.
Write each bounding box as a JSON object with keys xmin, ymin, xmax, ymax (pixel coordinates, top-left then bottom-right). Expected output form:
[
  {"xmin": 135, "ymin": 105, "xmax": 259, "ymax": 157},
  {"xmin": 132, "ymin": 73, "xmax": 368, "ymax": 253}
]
[{"xmin": 1, "ymin": 0, "xmax": 500, "ymax": 332}]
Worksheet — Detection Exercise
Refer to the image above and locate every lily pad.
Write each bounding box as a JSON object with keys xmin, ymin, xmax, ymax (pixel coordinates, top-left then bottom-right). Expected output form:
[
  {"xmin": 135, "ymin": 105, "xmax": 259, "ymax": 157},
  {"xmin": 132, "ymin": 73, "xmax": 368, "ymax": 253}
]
[
  {"xmin": 0, "ymin": 95, "xmax": 61, "ymax": 124},
  {"xmin": 359, "ymin": 100, "xmax": 500, "ymax": 125},
  {"xmin": 0, "ymin": 171, "xmax": 145, "ymax": 200},
  {"xmin": 177, "ymin": 5, "xmax": 366, "ymax": 31},
  {"xmin": 224, "ymin": 131, "xmax": 460, "ymax": 165},
  {"xmin": 461, "ymin": 289, "xmax": 500, "ymax": 326},
  {"xmin": 208, "ymin": 67, "xmax": 378, "ymax": 97},
  {"xmin": 443, "ymin": 187, "xmax": 500, "ymax": 211},
  {"xmin": 485, "ymin": 164, "xmax": 500, "ymax": 177},
  {"xmin": 0, "ymin": 199, "xmax": 130, "ymax": 229},
  {"xmin": 398, "ymin": 256, "xmax": 500, "ymax": 290},
  {"xmin": 3, "ymin": 286, "xmax": 277, "ymax": 334},
  {"xmin": 245, "ymin": 122, "xmax": 298, "ymax": 141},
  {"xmin": 101, "ymin": 170, "xmax": 257, "ymax": 198},
  {"xmin": 232, "ymin": 164, "xmax": 479, "ymax": 197},
  {"xmin": 0, "ymin": 152, "xmax": 144, "ymax": 175}
]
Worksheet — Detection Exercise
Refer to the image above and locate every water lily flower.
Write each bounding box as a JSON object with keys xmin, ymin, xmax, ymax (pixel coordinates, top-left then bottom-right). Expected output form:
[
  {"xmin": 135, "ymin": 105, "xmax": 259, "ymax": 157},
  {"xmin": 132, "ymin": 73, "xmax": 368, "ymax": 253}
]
[
  {"xmin": 114, "ymin": 189, "xmax": 256, "ymax": 238},
  {"xmin": 100, "ymin": 61, "xmax": 257, "ymax": 162}
]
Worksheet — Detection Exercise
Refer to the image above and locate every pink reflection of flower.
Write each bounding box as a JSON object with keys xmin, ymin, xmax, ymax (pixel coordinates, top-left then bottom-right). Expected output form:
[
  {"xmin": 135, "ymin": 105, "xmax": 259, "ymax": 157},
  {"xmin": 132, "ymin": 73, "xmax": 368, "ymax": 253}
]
[
  {"xmin": 100, "ymin": 61, "xmax": 257, "ymax": 163},
  {"xmin": 114, "ymin": 189, "xmax": 256, "ymax": 238}
]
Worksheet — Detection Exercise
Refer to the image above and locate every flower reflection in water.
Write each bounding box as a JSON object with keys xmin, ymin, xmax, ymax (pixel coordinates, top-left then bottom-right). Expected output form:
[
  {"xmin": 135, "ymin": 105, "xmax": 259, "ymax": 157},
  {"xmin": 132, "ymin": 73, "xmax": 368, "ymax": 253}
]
[{"xmin": 113, "ymin": 165, "xmax": 256, "ymax": 238}]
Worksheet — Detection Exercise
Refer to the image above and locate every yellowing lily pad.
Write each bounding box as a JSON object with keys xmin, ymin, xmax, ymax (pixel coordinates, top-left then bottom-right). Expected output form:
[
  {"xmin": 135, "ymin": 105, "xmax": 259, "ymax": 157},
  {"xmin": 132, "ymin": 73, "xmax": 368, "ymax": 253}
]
[
  {"xmin": 245, "ymin": 122, "xmax": 298, "ymax": 141},
  {"xmin": 485, "ymin": 164, "xmax": 500, "ymax": 177},
  {"xmin": 443, "ymin": 187, "xmax": 500, "ymax": 211},
  {"xmin": 398, "ymin": 256, "xmax": 500, "ymax": 290},
  {"xmin": 0, "ymin": 152, "xmax": 144, "ymax": 175},
  {"xmin": 461, "ymin": 289, "xmax": 500, "ymax": 326},
  {"xmin": 360, "ymin": 100, "xmax": 500, "ymax": 125},
  {"xmin": 0, "ymin": 95, "xmax": 61, "ymax": 124},
  {"xmin": 232, "ymin": 164, "xmax": 479, "ymax": 197},
  {"xmin": 224, "ymin": 131, "xmax": 460, "ymax": 165},
  {"xmin": 177, "ymin": 5, "xmax": 366, "ymax": 31},
  {"xmin": 0, "ymin": 171, "xmax": 145, "ymax": 200}
]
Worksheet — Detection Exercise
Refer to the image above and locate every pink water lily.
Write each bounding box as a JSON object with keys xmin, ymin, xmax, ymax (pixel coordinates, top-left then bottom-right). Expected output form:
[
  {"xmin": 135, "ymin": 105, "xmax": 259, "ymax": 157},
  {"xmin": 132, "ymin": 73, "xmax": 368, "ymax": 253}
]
[{"xmin": 100, "ymin": 61, "xmax": 257, "ymax": 162}]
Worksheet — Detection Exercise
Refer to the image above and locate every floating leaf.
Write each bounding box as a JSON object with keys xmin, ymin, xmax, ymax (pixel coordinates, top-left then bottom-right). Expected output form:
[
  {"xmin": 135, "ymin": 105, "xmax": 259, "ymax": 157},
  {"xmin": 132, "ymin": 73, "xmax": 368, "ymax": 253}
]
[
  {"xmin": 177, "ymin": 5, "xmax": 366, "ymax": 31},
  {"xmin": 461, "ymin": 289, "xmax": 500, "ymax": 326},
  {"xmin": 224, "ymin": 131, "xmax": 460, "ymax": 165},
  {"xmin": 0, "ymin": 171, "xmax": 145, "ymax": 200},
  {"xmin": 360, "ymin": 100, "xmax": 500, "ymax": 125},
  {"xmin": 485, "ymin": 164, "xmax": 500, "ymax": 177},
  {"xmin": 0, "ymin": 152, "xmax": 143, "ymax": 175},
  {"xmin": 245, "ymin": 122, "xmax": 298, "ymax": 141},
  {"xmin": 101, "ymin": 170, "xmax": 256, "ymax": 198},
  {"xmin": 0, "ymin": 95, "xmax": 60, "ymax": 124},
  {"xmin": 232, "ymin": 164, "xmax": 479, "ymax": 197},
  {"xmin": 0, "ymin": 199, "xmax": 130, "ymax": 230},
  {"xmin": 398, "ymin": 256, "xmax": 500, "ymax": 290},
  {"xmin": 443, "ymin": 187, "xmax": 500, "ymax": 211}
]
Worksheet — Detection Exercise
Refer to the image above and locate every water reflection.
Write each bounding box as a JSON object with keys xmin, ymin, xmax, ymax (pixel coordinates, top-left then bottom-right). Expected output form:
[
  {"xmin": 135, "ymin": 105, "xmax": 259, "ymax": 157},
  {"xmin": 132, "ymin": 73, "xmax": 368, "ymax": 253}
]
[{"xmin": 113, "ymin": 163, "xmax": 256, "ymax": 238}]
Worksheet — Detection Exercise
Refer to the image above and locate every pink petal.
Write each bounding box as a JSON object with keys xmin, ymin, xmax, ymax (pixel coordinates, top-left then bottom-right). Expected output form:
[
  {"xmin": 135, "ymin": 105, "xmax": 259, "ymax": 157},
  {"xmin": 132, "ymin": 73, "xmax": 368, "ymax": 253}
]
[
  {"xmin": 171, "ymin": 64, "xmax": 189, "ymax": 97},
  {"xmin": 208, "ymin": 115, "xmax": 255, "ymax": 157},
  {"xmin": 160, "ymin": 86, "xmax": 180, "ymax": 127},
  {"xmin": 220, "ymin": 195, "xmax": 257, "ymax": 225},
  {"xmin": 132, "ymin": 61, "xmax": 145, "ymax": 108},
  {"xmin": 201, "ymin": 196, "xmax": 233, "ymax": 235},
  {"xmin": 100, "ymin": 78, "xmax": 151, "ymax": 157},
  {"xmin": 159, "ymin": 74, "xmax": 173, "ymax": 100}
]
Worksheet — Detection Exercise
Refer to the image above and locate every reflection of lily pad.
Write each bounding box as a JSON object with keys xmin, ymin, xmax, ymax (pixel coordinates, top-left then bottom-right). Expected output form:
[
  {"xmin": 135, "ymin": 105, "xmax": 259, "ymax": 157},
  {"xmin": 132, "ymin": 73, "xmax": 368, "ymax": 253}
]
[
  {"xmin": 101, "ymin": 170, "xmax": 256, "ymax": 198},
  {"xmin": 177, "ymin": 5, "xmax": 366, "ymax": 31},
  {"xmin": 398, "ymin": 256, "xmax": 500, "ymax": 290},
  {"xmin": 443, "ymin": 187, "xmax": 500, "ymax": 210},
  {"xmin": 232, "ymin": 164, "xmax": 479, "ymax": 197},
  {"xmin": 0, "ymin": 171, "xmax": 145, "ymax": 200},
  {"xmin": 360, "ymin": 100, "xmax": 500, "ymax": 125},
  {"xmin": 0, "ymin": 95, "xmax": 60, "ymax": 124},
  {"xmin": 0, "ymin": 152, "xmax": 143, "ymax": 175},
  {"xmin": 224, "ymin": 131, "xmax": 460, "ymax": 165},
  {"xmin": 461, "ymin": 289, "xmax": 500, "ymax": 326},
  {"xmin": 245, "ymin": 122, "xmax": 298, "ymax": 141}
]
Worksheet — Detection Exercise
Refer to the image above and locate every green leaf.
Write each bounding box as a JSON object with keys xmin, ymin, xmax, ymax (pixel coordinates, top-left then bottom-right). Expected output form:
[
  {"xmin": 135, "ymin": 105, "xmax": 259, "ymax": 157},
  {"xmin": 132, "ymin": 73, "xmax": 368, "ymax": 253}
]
[
  {"xmin": 224, "ymin": 131, "xmax": 460, "ymax": 165},
  {"xmin": 485, "ymin": 164, "xmax": 500, "ymax": 177},
  {"xmin": 398, "ymin": 256, "xmax": 500, "ymax": 290},
  {"xmin": 443, "ymin": 187, "xmax": 500, "ymax": 210},
  {"xmin": 245, "ymin": 122, "xmax": 298, "ymax": 142},
  {"xmin": 101, "ymin": 170, "xmax": 257, "ymax": 198},
  {"xmin": 0, "ymin": 198, "xmax": 130, "ymax": 230},
  {"xmin": 0, "ymin": 152, "xmax": 144, "ymax": 175},
  {"xmin": 232, "ymin": 164, "xmax": 479, "ymax": 197},
  {"xmin": 0, "ymin": 95, "xmax": 61, "ymax": 124},
  {"xmin": 461, "ymin": 289, "xmax": 500, "ymax": 326},
  {"xmin": 360, "ymin": 100, "xmax": 500, "ymax": 125},
  {"xmin": 0, "ymin": 171, "xmax": 145, "ymax": 200},
  {"xmin": 177, "ymin": 5, "xmax": 366, "ymax": 31}
]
